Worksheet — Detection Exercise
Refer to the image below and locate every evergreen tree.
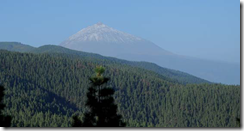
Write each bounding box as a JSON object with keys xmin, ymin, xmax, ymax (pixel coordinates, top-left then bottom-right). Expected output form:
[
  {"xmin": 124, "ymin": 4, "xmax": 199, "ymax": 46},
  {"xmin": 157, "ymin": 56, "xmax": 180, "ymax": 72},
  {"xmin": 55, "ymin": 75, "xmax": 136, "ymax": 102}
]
[
  {"xmin": 0, "ymin": 85, "xmax": 12, "ymax": 127},
  {"xmin": 72, "ymin": 66, "xmax": 126, "ymax": 127}
]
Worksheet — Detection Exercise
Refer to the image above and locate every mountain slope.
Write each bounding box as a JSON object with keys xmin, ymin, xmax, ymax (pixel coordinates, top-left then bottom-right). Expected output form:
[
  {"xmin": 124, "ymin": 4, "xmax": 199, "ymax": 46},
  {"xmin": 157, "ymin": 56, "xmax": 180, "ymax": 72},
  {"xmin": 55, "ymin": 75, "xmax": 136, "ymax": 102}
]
[
  {"xmin": 34, "ymin": 45, "xmax": 210, "ymax": 84},
  {"xmin": 0, "ymin": 42, "xmax": 35, "ymax": 52},
  {"xmin": 0, "ymin": 50, "xmax": 240, "ymax": 127},
  {"xmin": 60, "ymin": 23, "xmax": 240, "ymax": 85},
  {"xmin": 0, "ymin": 42, "xmax": 210, "ymax": 84},
  {"xmin": 60, "ymin": 22, "xmax": 173, "ymax": 57}
]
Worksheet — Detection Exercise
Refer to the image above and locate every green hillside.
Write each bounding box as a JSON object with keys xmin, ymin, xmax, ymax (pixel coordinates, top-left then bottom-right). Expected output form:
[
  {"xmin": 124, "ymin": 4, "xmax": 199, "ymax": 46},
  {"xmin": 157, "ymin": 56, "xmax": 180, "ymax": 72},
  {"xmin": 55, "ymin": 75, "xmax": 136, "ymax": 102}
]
[
  {"xmin": 0, "ymin": 50, "xmax": 240, "ymax": 127},
  {"xmin": 0, "ymin": 42, "xmax": 35, "ymax": 52},
  {"xmin": 0, "ymin": 42, "xmax": 210, "ymax": 84}
]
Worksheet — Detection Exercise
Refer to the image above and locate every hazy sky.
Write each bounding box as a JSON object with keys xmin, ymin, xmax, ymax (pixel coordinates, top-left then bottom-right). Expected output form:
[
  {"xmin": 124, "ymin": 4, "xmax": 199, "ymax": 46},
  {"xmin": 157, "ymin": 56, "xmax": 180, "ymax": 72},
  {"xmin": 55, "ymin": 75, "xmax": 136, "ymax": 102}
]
[{"xmin": 0, "ymin": 0, "xmax": 240, "ymax": 63}]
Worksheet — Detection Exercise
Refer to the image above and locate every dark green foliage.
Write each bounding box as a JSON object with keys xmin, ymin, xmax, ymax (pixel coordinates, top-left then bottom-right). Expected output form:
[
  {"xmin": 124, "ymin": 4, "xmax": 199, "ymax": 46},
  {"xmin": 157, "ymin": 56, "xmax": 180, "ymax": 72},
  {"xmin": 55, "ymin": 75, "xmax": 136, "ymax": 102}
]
[
  {"xmin": 0, "ymin": 50, "xmax": 240, "ymax": 127},
  {"xmin": 0, "ymin": 85, "xmax": 12, "ymax": 127},
  {"xmin": 0, "ymin": 42, "xmax": 210, "ymax": 84},
  {"xmin": 127, "ymin": 62, "xmax": 210, "ymax": 84},
  {"xmin": 0, "ymin": 42, "xmax": 35, "ymax": 52},
  {"xmin": 73, "ymin": 66, "xmax": 125, "ymax": 127},
  {"xmin": 32, "ymin": 45, "xmax": 211, "ymax": 84}
]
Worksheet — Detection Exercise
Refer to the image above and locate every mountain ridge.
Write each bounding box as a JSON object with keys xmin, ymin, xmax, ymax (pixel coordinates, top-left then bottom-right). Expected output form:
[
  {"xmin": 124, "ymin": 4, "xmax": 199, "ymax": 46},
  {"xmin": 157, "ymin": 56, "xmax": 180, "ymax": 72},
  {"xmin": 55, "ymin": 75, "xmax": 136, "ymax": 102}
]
[{"xmin": 0, "ymin": 42, "xmax": 210, "ymax": 84}]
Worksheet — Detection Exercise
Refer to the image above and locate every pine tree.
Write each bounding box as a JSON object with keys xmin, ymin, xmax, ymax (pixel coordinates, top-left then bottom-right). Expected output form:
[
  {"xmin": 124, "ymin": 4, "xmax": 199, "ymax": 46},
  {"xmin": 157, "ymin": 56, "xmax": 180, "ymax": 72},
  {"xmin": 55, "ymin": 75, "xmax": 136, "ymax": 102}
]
[
  {"xmin": 0, "ymin": 85, "xmax": 12, "ymax": 127},
  {"xmin": 72, "ymin": 66, "xmax": 126, "ymax": 127}
]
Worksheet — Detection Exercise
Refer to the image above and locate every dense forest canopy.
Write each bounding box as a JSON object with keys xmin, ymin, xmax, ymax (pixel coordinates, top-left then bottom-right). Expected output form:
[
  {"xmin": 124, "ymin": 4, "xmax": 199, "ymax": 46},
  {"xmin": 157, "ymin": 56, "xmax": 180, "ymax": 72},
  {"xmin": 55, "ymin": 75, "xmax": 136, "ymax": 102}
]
[
  {"xmin": 0, "ymin": 49, "xmax": 240, "ymax": 127},
  {"xmin": 0, "ymin": 42, "xmax": 211, "ymax": 84}
]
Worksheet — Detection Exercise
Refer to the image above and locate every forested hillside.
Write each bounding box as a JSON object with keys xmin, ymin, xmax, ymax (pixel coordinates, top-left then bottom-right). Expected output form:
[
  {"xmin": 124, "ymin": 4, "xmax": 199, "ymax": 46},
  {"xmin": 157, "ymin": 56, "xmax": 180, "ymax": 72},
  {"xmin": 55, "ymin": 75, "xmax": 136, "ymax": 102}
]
[
  {"xmin": 0, "ymin": 42, "xmax": 210, "ymax": 84},
  {"xmin": 0, "ymin": 42, "xmax": 35, "ymax": 52},
  {"xmin": 0, "ymin": 50, "xmax": 240, "ymax": 127}
]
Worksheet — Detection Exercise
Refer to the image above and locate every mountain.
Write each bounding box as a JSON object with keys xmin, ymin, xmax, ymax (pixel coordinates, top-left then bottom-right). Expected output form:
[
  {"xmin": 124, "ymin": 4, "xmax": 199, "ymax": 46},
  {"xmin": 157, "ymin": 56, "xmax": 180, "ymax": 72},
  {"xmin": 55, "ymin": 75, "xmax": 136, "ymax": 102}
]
[
  {"xmin": 0, "ymin": 42, "xmax": 209, "ymax": 84},
  {"xmin": 60, "ymin": 22, "xmax": 173, "ymax": 57},
  {"xmin": 0, "ymin": 50, "xmax": 240, "ymax": 127},
  {"xmin": 60, "ymin": 23, "xmax": 240, "ymax": 85},
  {"xmin": 0, "ymin": 42, "xmax": 35, "ymax": 52}
]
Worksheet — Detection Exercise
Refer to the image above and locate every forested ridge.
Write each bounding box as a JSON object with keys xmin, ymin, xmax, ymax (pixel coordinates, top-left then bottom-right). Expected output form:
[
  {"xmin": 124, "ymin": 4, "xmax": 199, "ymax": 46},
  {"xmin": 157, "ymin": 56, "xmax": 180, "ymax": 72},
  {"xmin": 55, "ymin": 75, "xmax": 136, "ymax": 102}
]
[
  {"xmin": 0, "ymin": 42, "xmax": 210, "ymax": 84},
  {"xmin": 0, "ymin": 50, "xmax": 240, "ymax": 127}
]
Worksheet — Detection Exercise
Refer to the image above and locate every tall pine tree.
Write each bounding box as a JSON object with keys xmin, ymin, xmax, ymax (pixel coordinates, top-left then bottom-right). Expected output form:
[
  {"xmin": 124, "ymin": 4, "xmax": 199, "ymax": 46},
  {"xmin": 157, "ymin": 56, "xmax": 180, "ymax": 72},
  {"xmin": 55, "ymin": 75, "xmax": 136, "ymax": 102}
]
[{"xmin": 72, "ymin": 66, "xmax": 126, "ymax": 127}]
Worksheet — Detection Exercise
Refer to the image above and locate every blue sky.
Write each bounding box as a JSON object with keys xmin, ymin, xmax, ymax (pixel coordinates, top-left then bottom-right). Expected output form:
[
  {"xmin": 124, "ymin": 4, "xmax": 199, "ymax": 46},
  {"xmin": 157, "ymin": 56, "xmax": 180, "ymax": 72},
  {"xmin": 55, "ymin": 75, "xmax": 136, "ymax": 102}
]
[{"xmin": 0, "ymin": 0, "xmax": 240, "ymax": 63}]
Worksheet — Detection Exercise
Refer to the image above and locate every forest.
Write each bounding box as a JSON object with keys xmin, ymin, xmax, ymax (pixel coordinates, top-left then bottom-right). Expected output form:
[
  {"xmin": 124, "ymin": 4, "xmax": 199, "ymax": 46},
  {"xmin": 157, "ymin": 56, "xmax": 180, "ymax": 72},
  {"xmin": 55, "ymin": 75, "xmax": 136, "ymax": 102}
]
[
  {"xmin": 0, "ymin": 49, "xmax": 240, "ymax": 127},
  {"xmin": 0, "ymin": 42, "xmax": 210, "ymax": 84}
]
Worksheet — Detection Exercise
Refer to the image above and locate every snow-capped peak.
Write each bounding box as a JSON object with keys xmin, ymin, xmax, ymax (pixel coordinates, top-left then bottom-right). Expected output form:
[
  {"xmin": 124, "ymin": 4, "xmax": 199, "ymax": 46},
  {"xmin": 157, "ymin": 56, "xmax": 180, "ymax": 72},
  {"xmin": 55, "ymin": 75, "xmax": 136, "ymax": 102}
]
[
  {"xmin": 95, "ymin": 22, "xmax": 106, "ymax": 27},
  {"xmin": 60, "ymin": 22, "xmax": 174, "ymax": 57},
  {"xmin": 65, "ymin": 22, "xmax": 142, "ymax": 44}
]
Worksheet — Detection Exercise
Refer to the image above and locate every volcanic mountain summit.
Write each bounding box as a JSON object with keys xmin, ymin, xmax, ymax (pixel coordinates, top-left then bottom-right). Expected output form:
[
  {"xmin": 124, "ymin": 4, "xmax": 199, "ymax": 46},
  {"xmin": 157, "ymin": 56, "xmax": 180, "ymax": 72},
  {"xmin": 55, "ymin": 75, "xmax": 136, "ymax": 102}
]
[
  {"xmin": 60, "ymin": 22, "xmax": 173, "ymax": 57},
  {"xmin": 62, "ymin": 22, "xmax": 142, "ymax": 43}
]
